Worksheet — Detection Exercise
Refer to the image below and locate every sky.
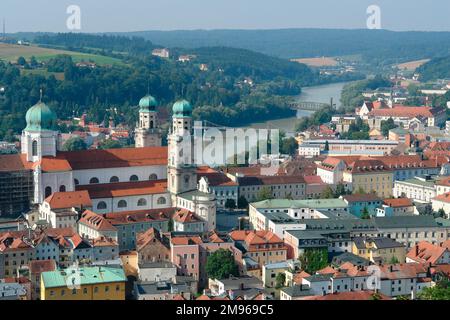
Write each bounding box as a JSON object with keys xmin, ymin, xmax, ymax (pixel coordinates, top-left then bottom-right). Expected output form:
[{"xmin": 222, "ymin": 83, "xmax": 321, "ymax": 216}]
[{"xmin": 1, "ymin": 0, "xmax": 449, "ymax": 33}]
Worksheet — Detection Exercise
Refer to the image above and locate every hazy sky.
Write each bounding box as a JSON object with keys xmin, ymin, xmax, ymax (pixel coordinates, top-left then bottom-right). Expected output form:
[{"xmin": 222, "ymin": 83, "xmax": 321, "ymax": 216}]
[{"xmin": 1, "ymin": 0, "xmax": 449, "ymax": 33}]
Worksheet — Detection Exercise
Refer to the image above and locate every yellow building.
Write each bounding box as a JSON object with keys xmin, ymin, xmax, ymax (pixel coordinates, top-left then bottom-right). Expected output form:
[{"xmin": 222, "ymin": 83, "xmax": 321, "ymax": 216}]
[
  {"xmin": 41, "ymin": 266, "xmax": 126, "ymax": 300},
  {"xmin": 352, "ymin": 237, "xmax": 406, "ymax": 264},
  {"xmin": 343, "ymin": 159, "xmax": 393, "ymax": 198}
]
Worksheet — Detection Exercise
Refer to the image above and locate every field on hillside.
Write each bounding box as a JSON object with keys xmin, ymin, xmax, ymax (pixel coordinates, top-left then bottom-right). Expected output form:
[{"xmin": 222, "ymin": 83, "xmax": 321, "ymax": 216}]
[
  {"xmin": 0, "ymin": 43, "xmax": 122, "ymax": 65},
  {"xmin": 396, "ymin": 59, "xmax": 430, "ymax": 71},
  {"xmin": 290, "ymin": 56, "xmax": 338, "ymax": 67}
]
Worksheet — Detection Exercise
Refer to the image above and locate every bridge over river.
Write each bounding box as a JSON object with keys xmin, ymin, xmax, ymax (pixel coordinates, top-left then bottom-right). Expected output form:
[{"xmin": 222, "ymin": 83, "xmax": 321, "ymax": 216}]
[{"xmin": 289, "ymin": 98, "xmax": 336, "ymax": 112}]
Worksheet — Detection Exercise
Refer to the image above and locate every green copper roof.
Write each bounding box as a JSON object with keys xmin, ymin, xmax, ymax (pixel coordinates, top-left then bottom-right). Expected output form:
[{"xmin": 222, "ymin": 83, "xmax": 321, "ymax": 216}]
[
  {"xmin": 139, "ymin": 95, "xmax": 158, "ymax": 112},
  {"xmin": 41, "ymin": 266, "xmax": 126, "ymax": 288},
  {"xmin": 172, "ymin": 99, "xmax": 193, "ymax": 117},
  {"xmin": 24, "ymin": 102, "xmax": 57, "ymax": 132}
]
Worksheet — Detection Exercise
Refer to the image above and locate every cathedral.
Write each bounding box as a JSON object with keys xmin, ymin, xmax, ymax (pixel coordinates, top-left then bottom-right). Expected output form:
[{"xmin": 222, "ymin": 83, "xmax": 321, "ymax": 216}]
[{"xmin": 8, "ymin": 94, "xmax": 216, "ymax": 231}]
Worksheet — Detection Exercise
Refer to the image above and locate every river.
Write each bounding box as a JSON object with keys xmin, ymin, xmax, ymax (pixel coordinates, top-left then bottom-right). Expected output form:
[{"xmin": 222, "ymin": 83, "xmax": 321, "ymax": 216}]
[{"xmin": 249, "ymin": 81, "xmax": 350, "ymax": 136}]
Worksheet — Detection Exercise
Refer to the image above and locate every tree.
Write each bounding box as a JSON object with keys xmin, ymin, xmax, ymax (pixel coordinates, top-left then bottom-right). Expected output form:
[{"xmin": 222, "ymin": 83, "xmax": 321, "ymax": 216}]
[
  {"xmin": 417, "ymin": 279, "xmax": 450, "ymax": 300},
  {"xmin": 205, "ymin": 249, "xmax": 239, "ymax": 280},
  {"xmin": 361, "ymin": 207, "xmax": 370, "ymax": 219},
  {"xmin": 275, "ymin": 273, "xmax": 286, "ymax": 289},
  {"xmin": 224, "ymin": 199, "xmax": 236, "ymax": 210},
  {"xmin": 281, "ymin": 137, "xmax": 298, "ymax": 156},
  {"xmin": 380, "ymin": 118, "xmax": 398, "ymax": 136},
  {"xmin": 320, "ymin": 186, "xmax": 335, "ymax": 199},
  {"xmin": 257, "ymin": 186, "xmax": 273, "ymax": 201},
  {"xmin": 354, "ymin": 187, "xmax": 366, "ymax": 195},
  {"xmin": 62, "ymin": 137, "xmax": 87, "ymax": 151},
  {"xmin": 17, "ymin": 56, "xmax": 27, "ymax": 66},
  {"xmin": 298, "ymin": 248, "xmax": 328, "ymax": 274},
  {"xmin": 237, "ymin": 196, "xmax": 248, "ymax": 209},
  {"xmin": 98, "ymin": 139, "xmax": 123, "ymax": 150},
  {"xmin": 389, "ymin": 256, "xmax": 399, "ymax": 264}
]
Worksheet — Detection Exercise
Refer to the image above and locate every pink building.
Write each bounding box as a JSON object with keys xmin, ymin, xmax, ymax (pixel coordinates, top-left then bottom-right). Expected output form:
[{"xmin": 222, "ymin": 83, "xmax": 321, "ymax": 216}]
[{"xmin": 170, "ymin": 233, "xmax": 234, "ymax": 288}]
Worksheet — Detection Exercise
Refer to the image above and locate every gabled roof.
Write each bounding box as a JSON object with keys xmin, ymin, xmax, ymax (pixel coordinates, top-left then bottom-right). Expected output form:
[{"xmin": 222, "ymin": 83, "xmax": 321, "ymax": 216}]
[
  {"xmin": 44, "ymin": 190, "xmax": 92, "ymax": 209},
  {"xmin": 383, "ymin": 198, "xmax": 413, "ymax": 208},
  {"xmin": 104, "ymin": 208, "xmax": 174, "ymax": 225},
  {"xmin": 76, "ymin": 180, "xmax": 167, "ymax": 198},
  {"xmin": 136, "ymin": 227, "xmax": 169, "ymax": 251},
  {"xmin": 57, "ymin": 146, "xmax": 168, "ymax": 170},
  {"xmin": 342, "ymin": 194, "xmax": 382, "ymax": 203},
  {"xmin": 79, "ymin": 210, "xmax": 117, "ymax": 232},
  {"xmin": 172, "ymin": 209, "xmax": 202, "ymax": 224},
  {"xmin": 407, "ymin": 241, "xmax": 447, "ymax": 264}
]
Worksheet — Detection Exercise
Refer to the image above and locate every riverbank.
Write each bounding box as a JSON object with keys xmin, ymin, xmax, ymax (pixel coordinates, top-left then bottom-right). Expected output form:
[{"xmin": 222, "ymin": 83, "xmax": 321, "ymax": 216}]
[{"xmin": 248, "ymin": 81, "xmax": 350, "ymax": 136}]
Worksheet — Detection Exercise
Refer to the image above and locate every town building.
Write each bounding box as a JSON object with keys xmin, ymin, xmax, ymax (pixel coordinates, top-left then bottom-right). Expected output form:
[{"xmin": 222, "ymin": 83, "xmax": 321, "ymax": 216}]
[
  {"xmin": 40, "ymin": 266, "xmax": 126, "ymax": 300},
  {"xmin": 352, "ymin": 237, "xmax": 406, "ymax": 264},
  {"xmin": 135, "ymin": 95, "xmax": 162, "ymax": 148}
]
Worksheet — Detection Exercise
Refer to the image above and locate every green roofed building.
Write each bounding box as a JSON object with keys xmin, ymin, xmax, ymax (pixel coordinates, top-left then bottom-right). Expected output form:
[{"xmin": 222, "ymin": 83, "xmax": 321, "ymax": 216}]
[{"xmin": 41, "ymin": 266, "xmax": 126, "ymax": 300}]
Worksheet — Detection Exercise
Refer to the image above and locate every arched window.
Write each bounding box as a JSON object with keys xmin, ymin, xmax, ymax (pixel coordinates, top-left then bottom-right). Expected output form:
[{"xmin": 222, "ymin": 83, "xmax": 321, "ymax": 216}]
[
  {"xmin": 130, "ymin": 175, "xmax": 139, "ymax": 182},
  {"xmin": 110, "ymin": 176, "xmax": 119, "ymax": 183},
  {"xmin": 97, "ymin": 201, "xmax": 107, "ymax": 210},
  {"xmin": 157, "ymin": 197, "xmax": 166, "ymax": 205},
  {"xmin": 89, "ymin": 177, "xmax": 99, "ymax": 184},
  {"xmin": 74, "ymin": 179, "xmax": 79, "ymax": 186},
  {"xmin": 59, "ymin": 185, "xmax": 66, "ymax": 192},
  {"xmin": 149, "ymin": 174, "xmax": 158, "ymax": 180},
  {"xmin": 150, "ymin": 121, "xmax": 154, "ymax": 129},
  {"xmin": 45, "ymin": 186, "xmax": 52, "ymax": 198},
  {"xmin": 137, "ymin": 198, "xmax": 147, "ymax": 206},
  {"xmin": 32, "ymin": 140, "xmax": 38, "ymax": 157},
  {"xmin": 118, "ymin": 200, "xmax": 127, "ymax": 208},
  {"xmin": 184, "ymin": 175, "xmax": 190, "ymax": 187}
]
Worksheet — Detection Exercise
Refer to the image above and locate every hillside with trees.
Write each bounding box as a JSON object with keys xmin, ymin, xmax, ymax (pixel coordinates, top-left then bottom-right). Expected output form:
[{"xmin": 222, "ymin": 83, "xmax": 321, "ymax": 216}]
[
  {"xmin": 0, "ymin": 33, "xmax": 363, "ymax": 141},
  {"xmin": 416, "ymin": 56, "xmax": 450, "ymax": 81}
]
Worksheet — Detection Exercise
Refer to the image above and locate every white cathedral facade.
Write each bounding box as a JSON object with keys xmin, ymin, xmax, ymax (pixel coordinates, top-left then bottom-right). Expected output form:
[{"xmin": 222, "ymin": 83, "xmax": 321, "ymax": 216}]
[{"xmin": 19, "ymin": 94, "xmax": 216, "ymax": 231}]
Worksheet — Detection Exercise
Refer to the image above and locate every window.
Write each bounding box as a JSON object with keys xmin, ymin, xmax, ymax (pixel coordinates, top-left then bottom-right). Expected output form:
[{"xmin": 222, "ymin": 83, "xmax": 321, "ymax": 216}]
[
  {"xmin": 118, "ymin": 200, "xmax": 127, "ymax": 208},
  {"xmin": 137, "ymin": 198, "xmax": 147, "ymax": 206},
  {"xmin": 59, "ymin": 185, "xmax": 66, "ymax": 192},
  {"xmin": 90, "ymin": 177, "xmax": 99, "ymax": 184},
  {"xmin": 97, "ymin": 201, "xmax": 107, "ymax": 210},
  {"xmin": 32, "ymin": 140, "xmax": 38, "ymax": 156},
  {"xmin": 157, "ymin": 197, "xmax": 166, "ymax": 205},
  {"xmin": 74, "ymin": 179, "xmax": 79, "ymax": 186},
  {"xmin": 45, "ymin": 186, "xmax": 52, "ymax": 198},
  {"xmin": 130, "ymin": 175, "xmax": 139, "ymax": 182},
  {"xmin": 149, "ymin": 174, "xmax": 158, "ymax": 180},
  {"xmin": 110, "ymin": 176, "xmax": 119, "ymax": 183}
]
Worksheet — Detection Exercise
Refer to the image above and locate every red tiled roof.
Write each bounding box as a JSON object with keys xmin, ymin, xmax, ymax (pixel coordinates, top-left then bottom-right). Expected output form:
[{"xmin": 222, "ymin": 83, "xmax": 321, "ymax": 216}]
[
  {"xmin": 44, "ymin": 190, "xmax": 92, "ymax": 209},
  {"xmin": 136, "ymin": 227, "xmax": 169, "ymax": 251},
  {"xmin": 368, "ymin": 105, "xmax": 438, "ymax": 118},
  {"xmin": 343, "ymin": 194, "xmax": 382, "ymax": 203},
  {"xmin": 35, "ymin": 147, "xmax": 168, "ymax": 172},
  {"xmin": 345, "ymin": 159, "xmax": 391, "ymax": 174},
  {"xmin": 303, "ymin": 175, "xmax": 325, "ymax": 185},
  {"xmin": 29, "ymin": 260, "xmax": 57, "ymax": 274},
  {"xmin": 229, "ymin": 230, "xmax": 284, "ymax": 246},
  {"xmin": 407, "ymin": 241, "xmax": 447, "ymax": 264},
  {"xmin": 304, "ymin": 291, "xmax": 390, "ymax": 300},
  {"xmin": 383, "ymin": 198, "xmax": 413, "ymax": 208},
  {"xmin": 91, "ymin": 236, "xmax": 118, "ymax": 247},
  {"xmin": 197, "ymin": 171, "xmax": 238, "ymax": 187},
  {"xmin": 173, "ymin": 209, "xmax": 201, "ymax": 223},
  {"xmin": 0, "ymin": 154, "xmax": 31, "ymax": 172},
  {"xmin": 104, "ymin": 208, "xmax": 174, "ymax": 225},
  {"xmin": 76, "ymin": 180, "xmax": 167, "ymax": 198},
  {"xmin": 79, "ymin": 210, "xmax": 117, "ymax": 232},
  {"xmin": 171, "ymin": 236, "xmax": 203, "ymax": 246},
  {"xmin": 432, "ymin": 192, "xmax": 450, "ymax": 203}
]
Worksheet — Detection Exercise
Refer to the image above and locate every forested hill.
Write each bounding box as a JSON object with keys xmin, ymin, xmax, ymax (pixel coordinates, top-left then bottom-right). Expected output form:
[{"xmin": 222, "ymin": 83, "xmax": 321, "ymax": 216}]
[
  {"xmin": 416, "ymin": 56, "xmax": 450, "ymax": 81},
  {"xmin": 119, "ymin": 28, "xmax": 450, "ymax": 64},
  {"xmin": 0, "ymin": 34, "xmax": 362, "ymax": 140}
]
